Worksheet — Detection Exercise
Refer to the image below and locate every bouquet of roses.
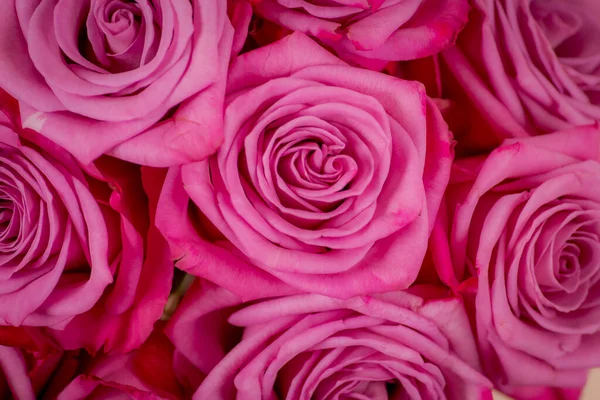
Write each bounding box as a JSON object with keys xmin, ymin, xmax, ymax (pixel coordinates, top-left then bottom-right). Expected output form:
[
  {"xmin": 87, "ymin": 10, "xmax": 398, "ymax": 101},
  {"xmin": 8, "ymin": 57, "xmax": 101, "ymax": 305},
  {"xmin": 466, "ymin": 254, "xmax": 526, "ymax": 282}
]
[{"xmin": 0, "ymin": 0, "xmax": 598, "ymax": 399}]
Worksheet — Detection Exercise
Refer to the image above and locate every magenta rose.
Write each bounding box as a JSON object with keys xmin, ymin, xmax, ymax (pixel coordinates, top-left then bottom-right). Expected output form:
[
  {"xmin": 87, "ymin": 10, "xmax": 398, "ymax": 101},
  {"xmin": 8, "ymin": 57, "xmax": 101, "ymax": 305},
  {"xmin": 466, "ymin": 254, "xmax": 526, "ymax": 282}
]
[
  {"xmin": 502, "ymin": 386, "xmax": 582, "ymax": 400},
  {"xmin": 0, "ymin": 327, "xmax": 66, "ymax": 400},
  {"xmin": 151, "ymin": 33, "xmax": 454, "ymax": 298},
  {"xmin": 432, "ymin": 126, "xmax": 600, "ymax": 389},
  {"xmin": 167, "ymin": 278, "xmax": 491, "ymax": 399},
  {"xmin": 229, "ymin": 0, "xmax": 254, "ymax": 55},
  {"xmin": 250, "ymin": 0, "xmax": 470, "ymax": 69},
  {"xmin": 0, "ymin": 91, "xmax": 172, "ymax": 353},
  {"xmin": 0, "ymin": 0, "xmax": 235, "ymax": 166},
  {"xmin": 49, "ymin": 326, "xmax": 185, "ymax": 400},
  {"xmin": 45, "ymin": 155, "xmax": 173, "ymax": 354},
  {"xmin": 443, "ymin": 0, "xmax": 600, "ymax": 144}
]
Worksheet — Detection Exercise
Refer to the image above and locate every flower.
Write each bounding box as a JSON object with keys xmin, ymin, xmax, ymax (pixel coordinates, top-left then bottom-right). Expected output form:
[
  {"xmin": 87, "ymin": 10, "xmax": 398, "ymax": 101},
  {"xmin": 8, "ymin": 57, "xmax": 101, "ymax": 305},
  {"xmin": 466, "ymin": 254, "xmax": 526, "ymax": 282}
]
[
  {"xmin": 432, "ymin": 126, "xmax": 600, "ymax": 388},
  {"xmin": 251, "ymin": 0, "xmax": 470, "ymax": 69},
  {"xmin": 167, "ymin": 279, "xmax": 491, "ymax": 399},
  {"xmin": 442, "ymin": 0, "xmax": 600, "ymax": 145},
  {"xmin": 0, "ymin": 327, "xmax": 65, "ymax": 400},
  {"xmin": 51, "ymin": 326, "xmax": 184, "ymax": 400},
  {"xmin": 0, "ymin": 90, "xmax": 171, "ymax": 353},
  {"xmin": 151, "ymin": 33, "xmax": 453, "ymax": 298},
  {"xmin": 0, "ymin": 0, "xmax": 235, "ymax": 166}
]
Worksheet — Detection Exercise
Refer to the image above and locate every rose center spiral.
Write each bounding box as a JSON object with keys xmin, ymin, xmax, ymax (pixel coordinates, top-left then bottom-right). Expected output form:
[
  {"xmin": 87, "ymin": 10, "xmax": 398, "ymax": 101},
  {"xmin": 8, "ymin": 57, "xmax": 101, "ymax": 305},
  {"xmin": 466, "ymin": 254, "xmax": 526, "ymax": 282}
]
[
  {"xmin": 274, "ymin": 133, "xmax": 358, "ymax": 213},
  {"xmin": 72, "ymin": 0, "xmax": 159, "ymax": 73}
]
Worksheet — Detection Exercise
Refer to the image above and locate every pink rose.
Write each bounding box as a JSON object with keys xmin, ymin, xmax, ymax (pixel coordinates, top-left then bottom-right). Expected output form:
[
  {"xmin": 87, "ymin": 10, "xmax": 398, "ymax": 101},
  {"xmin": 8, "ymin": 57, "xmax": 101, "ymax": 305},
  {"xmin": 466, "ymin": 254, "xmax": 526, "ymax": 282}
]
[
  {"xmin": 502, "ymin": 386, "xmax": 582, "ymax": 400},
  {"xmin": 167, "ymin": 278, "xmax": 491, "ymax": 399},
  {"xmin": 49, "ymin": 326, "xmax": 185, "ymax": 400},
  {"xmin": 229, "ymin": 0, "xmax": 254, "ymax": 55},
  {"xmin": 150, "ymin": 33, "xmax": 454, "ymax": 298},
  {"xmin": 247, "ymin": 15, "xmax": 292, "ymax": 50},
  {"xmin": 443, "ymin": 0, "xmax": 600, "ymax": 144},
  {"xmin": 0, "ymin": 326, "xmax": 72, "ymax": 400},
  {"xmin": 432, "ymin": 126, "xmax": 600, "ymax": 389},
  {"xmin": 46, "ymin": 155, "xmax": 173, "ymax": 354},
  {"xmin": 251, "ymin": 0, "xmax": 470, "ymax": 69},
  {"xmin": 387, "ymin": 56, "xmax": 481, "ymax": 157},
  {"xmin": 0, "ymin": 0, "xmax": 235, "ymax": 166},
  {"xmin": 0, "ymin": 91, "xmax": 171, "ymax": 353}
]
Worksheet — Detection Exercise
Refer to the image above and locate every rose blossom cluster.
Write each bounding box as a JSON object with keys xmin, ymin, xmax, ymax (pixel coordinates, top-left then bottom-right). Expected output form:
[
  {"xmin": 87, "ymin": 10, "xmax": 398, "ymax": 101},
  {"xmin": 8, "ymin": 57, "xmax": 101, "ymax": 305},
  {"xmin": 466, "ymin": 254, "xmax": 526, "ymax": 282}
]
[{"xmin": 0, "ymin": 0, "xmax": 598, "ymax": 399}]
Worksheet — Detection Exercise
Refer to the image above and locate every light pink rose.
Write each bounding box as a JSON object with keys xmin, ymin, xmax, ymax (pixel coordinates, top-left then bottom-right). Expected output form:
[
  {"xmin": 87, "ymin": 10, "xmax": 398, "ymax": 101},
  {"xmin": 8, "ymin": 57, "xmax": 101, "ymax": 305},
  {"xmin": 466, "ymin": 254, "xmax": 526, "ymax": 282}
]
[
  {"xmin": 167, "ymin": 278, "xmax": 491, "ymax": 399},
  {"xmin": 443, "ymin": 0, "xmax": 600, "ymax": 144},
  {"xmin": 431, "ymin": 126, "xmax": 600, "ymax": 389},
  {"xmin": 150, "ymin": 33, "xmax": 454, "ymax": 298},
  {"xmin": 0, "ymin": 0, "xmax": 235, "ymax": 166},
  {"xmin": 0, "ymin": 91, "xmax": 172, "ymax": 353},
  {"xmin": 251, "ymin": 0, "xmax": 470, "ymax": 69}
]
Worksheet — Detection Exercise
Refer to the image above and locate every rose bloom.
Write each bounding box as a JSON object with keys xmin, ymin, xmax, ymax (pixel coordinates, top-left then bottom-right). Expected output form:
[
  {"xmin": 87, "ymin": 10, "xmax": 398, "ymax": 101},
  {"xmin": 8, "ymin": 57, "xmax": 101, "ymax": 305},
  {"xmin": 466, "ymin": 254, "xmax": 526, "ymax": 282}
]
[
  {"xmin": 167, "ymin": 277, "xmax": 491, "ymax": 400},
  {"xmin": 0, "ymin": 0, "xmax": 235, "ymax": 166},
  {"xmin": 442, "ymin": 0, "xmax": 600, "ymax": 146},
  {"xmin": 229, "ymin": 0, "xmax": 254, "ymax": 55},
  {"xmin": 50, "ymin": 326, "xmax": 185, "ymax": 400},
  {"xmin": 0, "ymin": 327, "xmax": 65, "ymax": 400},
  {"xmin": 149, "ymin": 32, "xmax": 453, "ymax": 298},
  {"xmin": 0, "ymin": 325, "xmax": 185, "ymax": 400},
  {"xmin": 431, "ymin": 126, "xmax": 600, "ymax": 390},
  {"xmin": 0, "ymin": 91, "xmax": 171, "ymax": 353},
  {"xmin": 250, "ymin": 0, "xmax": 470, "ymax": 69},
  {"xmin": 502, "ymin": 386, "xmax": 581, "ymax": 400}
]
